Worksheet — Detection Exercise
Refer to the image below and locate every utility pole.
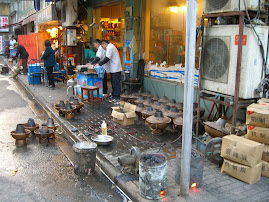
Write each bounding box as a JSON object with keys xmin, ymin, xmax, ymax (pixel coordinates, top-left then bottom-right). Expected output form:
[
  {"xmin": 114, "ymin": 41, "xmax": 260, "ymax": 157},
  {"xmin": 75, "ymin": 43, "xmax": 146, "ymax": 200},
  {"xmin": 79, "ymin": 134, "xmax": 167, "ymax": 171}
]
[{"xmin": 180, "ymin": 0, "xmax": 197, "ymax": 196}]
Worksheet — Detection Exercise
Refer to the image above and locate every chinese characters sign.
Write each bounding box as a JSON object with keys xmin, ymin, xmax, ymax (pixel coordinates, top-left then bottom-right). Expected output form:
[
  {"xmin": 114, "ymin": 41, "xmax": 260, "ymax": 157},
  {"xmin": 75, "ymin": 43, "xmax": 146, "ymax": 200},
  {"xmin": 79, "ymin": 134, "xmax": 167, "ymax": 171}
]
[
  {"xmin": 0, "ymin": 36, "xmax": 2, "ymax": 52},
  {"xmin": 0, "ymin": 16, "xmax": 9, "ymax": 32}
]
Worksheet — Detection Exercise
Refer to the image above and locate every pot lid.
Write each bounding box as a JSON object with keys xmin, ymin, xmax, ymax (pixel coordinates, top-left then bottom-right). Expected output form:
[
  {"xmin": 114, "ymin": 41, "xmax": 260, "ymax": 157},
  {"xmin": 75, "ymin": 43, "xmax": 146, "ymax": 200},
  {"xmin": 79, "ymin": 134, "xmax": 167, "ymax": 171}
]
[
  {"xmin": 152, "ymin": 95, "xmax": 159, "ymax": 101},
  {"xmin": 146, "ymin": 111, "xmax": 171, "ymax": 124},
  {"xmin": 27, "ymin": 118, "xmax": 36, "ymax": 128},
  {"xmin": 15, "ymin": 124, "xmax": 26, "ymax": 134},
  {"xmin": 134, "ymin": 96, "xmax": 144, "ymax": 104},
  {"xmin": 152, "ymin": 101, "xmax": 164, "ymax": 110},
  {"xmin": 173, "ymin": 117, "xmax": 183, "ymax": 125},
  {"xmin": 58, "ymin": 100, "xmax": 65, "ymax": 108},
  {"xmin": 65, "ymin": 102, "xmax": 73, "ymax": 110},
  {"xmin": 72, "ymin": 99, "xmax": 80, "ymax": 105},
  {"xmin": 135, "ymin": 103, "xmax": 144, "ymax": 112},
  {"xmin": 158, "ymin": 96, "xmax": 169, "ymax": 104},
  {"xmin": 143, "ymin": 98, "xmax": 154, "ymax": 106},
  {"xmin": 47, "ymin": 118, "xmax": 55, "ymax": 127},
  {"xmin": 142, "ymin": 106, "xmax": 156, "ymax": 115}
]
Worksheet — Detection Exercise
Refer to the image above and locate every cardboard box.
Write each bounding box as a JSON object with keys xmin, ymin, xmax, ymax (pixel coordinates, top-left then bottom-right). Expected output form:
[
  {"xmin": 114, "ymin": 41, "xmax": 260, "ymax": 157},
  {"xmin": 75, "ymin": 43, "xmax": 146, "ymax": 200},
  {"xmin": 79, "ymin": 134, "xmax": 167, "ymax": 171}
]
[
  {"xmin": 247, "ymin": 125, "xmax": 269, "ymax": 144},
  {"xmin": 246, "ymin": 104, "xmax": 269, "ymax": 128},
  {"xmin": 111, "ymin": 103, "xmax": 136, "ymax": 126},
  {"xmin": 257, "ymin": 98, "xmax": 269, "ymax": 105},
  {"xmin": 221, "ymin": 159, "xmax": 262, "ymax": 184},
  {"xmin": 261, "ymin": 161, "xmax": 269, "ymax": 177},
  {"xmin": 221, "ymin": 135, "xmax": 264, "ymax": 167},
  {"xmin": 262, "ymin": 145, "xmax": 269, "ymax": 162}
]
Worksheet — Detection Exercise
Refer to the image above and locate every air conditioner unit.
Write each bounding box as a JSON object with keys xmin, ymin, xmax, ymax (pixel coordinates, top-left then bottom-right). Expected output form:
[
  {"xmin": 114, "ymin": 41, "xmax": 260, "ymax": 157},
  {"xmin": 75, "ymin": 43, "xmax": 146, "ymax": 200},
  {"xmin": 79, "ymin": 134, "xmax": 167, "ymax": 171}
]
[
  {"xmin": 204, "ymin": 0, "xmax": 267, "ymax": 14},
  {"xmin": 62, "ymin": 0, "xmax": 77, "ymax": 27},
  {"xmin": 201, "ymin": 25, "xmax": 269, "ymax": 99},
  {"xmin": 64, "ymin": 29, "xmax": 77, "ymax": 46}
]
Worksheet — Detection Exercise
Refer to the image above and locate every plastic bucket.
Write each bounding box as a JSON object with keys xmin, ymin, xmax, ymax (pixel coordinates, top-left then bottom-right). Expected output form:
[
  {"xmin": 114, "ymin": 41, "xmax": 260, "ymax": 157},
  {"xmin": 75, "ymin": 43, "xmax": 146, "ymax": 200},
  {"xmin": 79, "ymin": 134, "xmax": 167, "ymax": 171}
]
[
  {"xmin": 139, "ymin": 153, "xmax": 167, "ymax": 199},
  {"xmin": 73, "ymin": 141, "xmax": 97, "ymax": 175}
]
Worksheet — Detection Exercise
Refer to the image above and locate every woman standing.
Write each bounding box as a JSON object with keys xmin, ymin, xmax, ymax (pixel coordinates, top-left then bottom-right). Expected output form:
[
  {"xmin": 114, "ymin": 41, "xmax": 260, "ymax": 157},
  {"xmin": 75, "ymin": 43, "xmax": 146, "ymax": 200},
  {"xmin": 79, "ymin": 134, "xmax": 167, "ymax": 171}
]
[{"xmin": 41, "ymin": 40, "xmax": 56, "ymax": 88}]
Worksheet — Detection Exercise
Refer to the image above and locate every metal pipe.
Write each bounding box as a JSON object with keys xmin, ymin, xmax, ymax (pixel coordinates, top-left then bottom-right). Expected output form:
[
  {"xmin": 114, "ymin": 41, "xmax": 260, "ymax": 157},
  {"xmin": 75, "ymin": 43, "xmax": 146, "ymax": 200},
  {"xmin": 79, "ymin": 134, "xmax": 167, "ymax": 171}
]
[{"xmin": 180, "ymin": 0, "xmax": 197, "ymax": 196}]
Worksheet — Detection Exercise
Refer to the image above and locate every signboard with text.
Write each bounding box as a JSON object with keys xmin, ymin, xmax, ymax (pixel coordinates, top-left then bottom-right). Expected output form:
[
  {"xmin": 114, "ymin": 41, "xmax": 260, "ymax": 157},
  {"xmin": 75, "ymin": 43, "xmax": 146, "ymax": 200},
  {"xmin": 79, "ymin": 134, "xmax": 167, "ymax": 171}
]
[
  {"xmin": 0, "ymin": 36, "xmax": 2, "ymax": 52},
  {"xmin": 0, "ymin": 16, "xmax": 9, "ymax": 32}
]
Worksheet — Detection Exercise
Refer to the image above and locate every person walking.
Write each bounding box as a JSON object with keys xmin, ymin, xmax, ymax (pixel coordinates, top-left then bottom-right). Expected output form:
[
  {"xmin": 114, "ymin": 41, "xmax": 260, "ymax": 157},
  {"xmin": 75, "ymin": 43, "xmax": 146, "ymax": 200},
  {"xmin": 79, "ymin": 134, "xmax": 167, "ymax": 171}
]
[
  {"xmin": 41, "ymin": 40, "xmax": 56, "ymax": 88},
  {"xmin": 95, "ymin": 40, "xmax": 122, "ymax": 100},
  {"xmin": 13, "ymin": 42, "xmax": 29, "ymax": 75},
  {"xmin": 91, "ymin": 39, "xmax": 108, "ymax": 96}
]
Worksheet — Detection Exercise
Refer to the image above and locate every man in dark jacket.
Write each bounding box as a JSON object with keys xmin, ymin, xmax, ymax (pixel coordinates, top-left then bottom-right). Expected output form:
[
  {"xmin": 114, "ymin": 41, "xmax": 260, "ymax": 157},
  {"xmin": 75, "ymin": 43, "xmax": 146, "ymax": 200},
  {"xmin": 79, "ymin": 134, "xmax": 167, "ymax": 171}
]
[
  {"xmin": 41, "ymin": 40, "xmax": 56, "ymax": 88},
  {"xmin": 14, "ymin": 43, "xmax": 29, "ymax": 74}
]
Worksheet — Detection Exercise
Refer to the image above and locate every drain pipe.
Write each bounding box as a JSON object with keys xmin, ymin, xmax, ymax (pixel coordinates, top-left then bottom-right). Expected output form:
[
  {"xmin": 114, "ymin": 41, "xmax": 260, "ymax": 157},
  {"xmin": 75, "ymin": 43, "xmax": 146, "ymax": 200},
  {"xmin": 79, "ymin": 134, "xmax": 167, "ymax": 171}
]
[{"xmin": 180, "ymin": 0, "xmax": 197, "ymax": 196}]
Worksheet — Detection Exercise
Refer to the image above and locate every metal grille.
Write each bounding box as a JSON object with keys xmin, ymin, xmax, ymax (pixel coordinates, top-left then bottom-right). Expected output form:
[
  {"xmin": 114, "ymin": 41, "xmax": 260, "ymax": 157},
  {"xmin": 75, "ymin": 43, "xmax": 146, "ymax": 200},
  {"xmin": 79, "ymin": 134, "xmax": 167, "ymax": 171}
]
[
  {"xmin": 202, "ymin": 37, "xmax": 230, "ymax": 83},
  {"xmin": 208, "ymin": 0, "xmax": 229, "ymax": 9}
]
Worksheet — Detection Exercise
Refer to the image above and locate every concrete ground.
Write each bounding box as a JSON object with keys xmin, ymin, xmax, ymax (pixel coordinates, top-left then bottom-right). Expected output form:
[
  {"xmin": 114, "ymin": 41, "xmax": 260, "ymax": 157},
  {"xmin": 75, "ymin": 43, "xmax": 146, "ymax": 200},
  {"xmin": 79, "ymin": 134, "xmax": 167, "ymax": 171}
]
[
  {"xmin": 2, "ymin": 59, "xmax": 269, "ymax": 202},
  {"xmin": 0, "ymin": 74, "xmax": 126, "ymax": 201}
]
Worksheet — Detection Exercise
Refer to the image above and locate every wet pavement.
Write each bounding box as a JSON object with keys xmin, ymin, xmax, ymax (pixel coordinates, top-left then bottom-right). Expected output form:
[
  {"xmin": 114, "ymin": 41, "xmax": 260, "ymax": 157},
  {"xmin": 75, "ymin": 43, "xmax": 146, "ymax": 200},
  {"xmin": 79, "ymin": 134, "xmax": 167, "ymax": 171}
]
[
  {"xmin": 4, "ymin": 63, "xmax": 269, "ymax": 201},
  {"xmin": 0, "ymin": 75, "xmax": 126, "ymax": 201}
]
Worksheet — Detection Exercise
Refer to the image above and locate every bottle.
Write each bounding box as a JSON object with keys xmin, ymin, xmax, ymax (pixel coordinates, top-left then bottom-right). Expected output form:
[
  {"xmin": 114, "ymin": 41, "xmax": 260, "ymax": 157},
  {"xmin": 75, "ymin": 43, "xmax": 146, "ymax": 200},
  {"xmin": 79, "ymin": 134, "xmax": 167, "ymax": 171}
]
[{"xmin": 101, "ymin": 120, "xmax": 107, "ymax": 135}]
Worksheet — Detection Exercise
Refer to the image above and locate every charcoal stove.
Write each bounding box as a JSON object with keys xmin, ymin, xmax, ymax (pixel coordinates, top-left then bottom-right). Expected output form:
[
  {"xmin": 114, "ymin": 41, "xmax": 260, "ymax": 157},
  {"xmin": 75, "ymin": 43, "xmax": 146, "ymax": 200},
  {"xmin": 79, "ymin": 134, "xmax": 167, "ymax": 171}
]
[{"xmin": 10, "ymin": 124, "xmax": 31, "ymax": 146}]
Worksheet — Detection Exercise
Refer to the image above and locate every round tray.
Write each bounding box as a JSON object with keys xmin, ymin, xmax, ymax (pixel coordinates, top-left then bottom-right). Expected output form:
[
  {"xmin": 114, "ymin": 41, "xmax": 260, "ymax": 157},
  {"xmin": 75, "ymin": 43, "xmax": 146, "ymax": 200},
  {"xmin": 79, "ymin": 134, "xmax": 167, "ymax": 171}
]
[{"xmin": 91, "ymin": 135, "xmax": 114, "ymax": 146}]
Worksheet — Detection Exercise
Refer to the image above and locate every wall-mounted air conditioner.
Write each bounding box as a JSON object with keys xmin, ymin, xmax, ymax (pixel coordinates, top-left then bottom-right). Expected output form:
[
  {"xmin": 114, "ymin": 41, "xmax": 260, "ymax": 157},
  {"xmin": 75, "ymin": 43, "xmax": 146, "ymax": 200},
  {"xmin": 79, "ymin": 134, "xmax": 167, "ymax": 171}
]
[
  {"xmin": 64, "ymin": 29, "xmax": 77, "ymax": 46},
  {"xmin": 204, "ymin": 0, "xmax": 267, "ymax": 14},
  {"xmin": 62, "ymin": 0, "xmax": 77, "ymax": 27},
  {"xmin": 201, "ymin": 25, "xmax": 269, "ymax": 99}
]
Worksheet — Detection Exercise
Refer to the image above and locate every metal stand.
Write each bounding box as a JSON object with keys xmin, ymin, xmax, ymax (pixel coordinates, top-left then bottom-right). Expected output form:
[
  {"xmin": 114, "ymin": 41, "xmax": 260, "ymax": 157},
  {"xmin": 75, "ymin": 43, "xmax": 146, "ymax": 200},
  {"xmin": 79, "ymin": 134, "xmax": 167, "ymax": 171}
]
[{"xmin": 197, "ymin": 12, "xmax": 268, "ymax": 135}]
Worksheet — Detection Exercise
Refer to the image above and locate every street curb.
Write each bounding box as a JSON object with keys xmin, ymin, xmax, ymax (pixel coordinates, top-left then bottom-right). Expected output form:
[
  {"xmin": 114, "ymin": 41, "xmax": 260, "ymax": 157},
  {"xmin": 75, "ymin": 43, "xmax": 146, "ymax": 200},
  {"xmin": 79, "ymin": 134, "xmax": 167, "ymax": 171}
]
[{"xmin": 16, "ymin": 76, "xmax": 150, "ymax": 202}]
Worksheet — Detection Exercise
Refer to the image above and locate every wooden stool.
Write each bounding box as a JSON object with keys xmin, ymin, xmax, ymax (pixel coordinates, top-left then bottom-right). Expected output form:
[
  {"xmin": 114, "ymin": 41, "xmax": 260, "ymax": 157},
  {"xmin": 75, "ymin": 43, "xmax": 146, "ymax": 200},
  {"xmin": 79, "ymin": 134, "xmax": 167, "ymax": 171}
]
[{"xmin": 81, "ymin": 86, "xmax": 100, "ymax": 106}]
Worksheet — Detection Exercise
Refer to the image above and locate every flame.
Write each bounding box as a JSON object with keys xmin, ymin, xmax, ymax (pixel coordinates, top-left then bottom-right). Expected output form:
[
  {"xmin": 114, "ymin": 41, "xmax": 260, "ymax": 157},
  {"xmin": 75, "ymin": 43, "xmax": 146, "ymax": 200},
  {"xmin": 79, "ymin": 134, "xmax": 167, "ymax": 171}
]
[
  {"xmin": 160, "ymin": 190, "xmax": 165, "ymax": 197},
  {"xmin": 191, "ymin": 182, "xmax": 197, "ymax": 188}
]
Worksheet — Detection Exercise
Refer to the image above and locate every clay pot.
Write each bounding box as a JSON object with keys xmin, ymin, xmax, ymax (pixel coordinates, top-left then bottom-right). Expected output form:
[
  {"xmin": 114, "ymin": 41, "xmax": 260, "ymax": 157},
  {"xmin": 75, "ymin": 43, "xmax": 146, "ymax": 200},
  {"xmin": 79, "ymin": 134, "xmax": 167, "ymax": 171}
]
[
  {"xmin": 143, "ymin": 98, "xmax": 154, "ymax": 106},
  {"xmin": 27, "ymin": 118, "xmax": 36, "ymax": 128},
  {"xmin": 146, "ymin": 111, "xmax": 171, "ymax": 135},
  {"xmin": 152, "ymin": 101, "xmax": 164, "ymax": 111},
  {"xmin": 164, "ymin": 106, "xmax": 182, "ymax": 119},
  {"xmin": 141, "ymin": 106, "xmax": 156, "ymax": 120},
  {"xmin": 158, "ymin": 96, "xmax": 169, "ymax": 104},
  {"xmin": 134, "ymin": 96, "xmax": 144, "ymax": 104},
  {"xmin": 152, "ymin": 95, "xmax": 159, "ymax": 101},
  {"xmin": 15, "ymin": 124, "xmax": 26, "ymax": 134}
]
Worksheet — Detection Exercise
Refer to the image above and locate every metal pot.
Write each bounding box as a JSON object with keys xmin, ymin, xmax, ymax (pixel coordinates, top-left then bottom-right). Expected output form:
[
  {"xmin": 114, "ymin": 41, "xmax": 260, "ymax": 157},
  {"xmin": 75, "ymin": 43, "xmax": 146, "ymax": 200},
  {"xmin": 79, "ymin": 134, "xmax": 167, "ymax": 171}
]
[
  {"xmin": 158, "ymin": 96, "xmax": 169, "ymax": 105},
  {"xmin": 141, "ymin": 106, "xmax": 156, "ymax": 120},
  {"xmin": 152, "ymin": 101, "xmax": 164, "ymax": 111},
  {"xmin": 163, "ymin": 106, "xmax": 182, "ymax": 119},
  {"xmin": 143, "ymin": 98, "xmax": 154, "ymax": 107},
  {"xmin": 134, "ymin": 96, "xmax": 144, "ymax": 105},
  {"xmin": 146, "ymin": 111, "xmax": 171, "ymax": 135}
]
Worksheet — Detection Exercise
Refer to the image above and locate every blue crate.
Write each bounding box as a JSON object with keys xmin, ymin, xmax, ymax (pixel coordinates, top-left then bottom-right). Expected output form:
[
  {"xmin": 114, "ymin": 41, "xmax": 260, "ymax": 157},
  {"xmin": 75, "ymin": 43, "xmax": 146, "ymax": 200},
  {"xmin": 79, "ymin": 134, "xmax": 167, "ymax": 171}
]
[
  {"xmin": 54, "ymin": 63, "xmax": 59, "ymax": 71},
  {"xmin": 28, "ymin": 64, "xmax": 41, "ymax": 73},
  {"xmin": 28, "ymin": 73, "xmax": 41, "ymax": 85}
]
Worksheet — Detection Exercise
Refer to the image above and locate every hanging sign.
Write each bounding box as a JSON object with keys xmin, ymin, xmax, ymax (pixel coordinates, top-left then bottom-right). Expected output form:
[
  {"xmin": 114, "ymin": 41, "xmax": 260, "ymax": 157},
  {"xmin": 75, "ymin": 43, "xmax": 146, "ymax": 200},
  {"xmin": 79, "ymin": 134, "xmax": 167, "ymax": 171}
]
[
  {"xmin": 0, "ymin": 16, "xmax": 9, "ymax": 32},
  {"xmin": 124, "ymin": 40, "xmax": 133, "ymax": 71}
]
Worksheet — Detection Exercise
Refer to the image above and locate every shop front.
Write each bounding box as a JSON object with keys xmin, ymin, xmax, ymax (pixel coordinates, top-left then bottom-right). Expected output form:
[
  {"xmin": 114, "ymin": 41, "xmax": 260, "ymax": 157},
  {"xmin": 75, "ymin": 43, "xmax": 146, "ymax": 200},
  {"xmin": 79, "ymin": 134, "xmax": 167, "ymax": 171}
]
[{"xmin": 141, "ymin": 0, "xmax": 204, "ymax": 103}]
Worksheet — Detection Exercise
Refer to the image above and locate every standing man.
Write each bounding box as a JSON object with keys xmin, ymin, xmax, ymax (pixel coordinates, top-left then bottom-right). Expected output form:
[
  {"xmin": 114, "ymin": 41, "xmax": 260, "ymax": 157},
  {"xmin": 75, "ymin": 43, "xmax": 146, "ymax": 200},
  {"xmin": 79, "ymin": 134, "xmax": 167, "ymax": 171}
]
[
  {"xmin": 9, "ymin": 35, "xmax": 16, "ymax": 51},
  {"xmin": 14, "ymin": 43, "xmax": 29, "ymax": 74},
  {"xmin": 91, "ymin": 39, "xmax": 108, "ymax": 96},
  {"xmin": 95, "ymin": 40, "xmax": 122, "ymax": 100}
]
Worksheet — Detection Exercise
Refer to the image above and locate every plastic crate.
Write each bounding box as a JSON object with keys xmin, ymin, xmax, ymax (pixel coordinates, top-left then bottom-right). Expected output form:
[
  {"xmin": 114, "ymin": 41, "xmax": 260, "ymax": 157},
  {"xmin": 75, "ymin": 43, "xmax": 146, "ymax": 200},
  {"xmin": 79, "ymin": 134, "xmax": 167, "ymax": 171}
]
[
  {"xmin": 28, "ymin": 73, "xmax": 41, "ymax": 85},
  {"xmin": 54, "ymin": 63, "xmax": 59, "ymax": 71},
  {"xmin": 28, "ymin": 64, "xmax": 41, "ymax": 73}
]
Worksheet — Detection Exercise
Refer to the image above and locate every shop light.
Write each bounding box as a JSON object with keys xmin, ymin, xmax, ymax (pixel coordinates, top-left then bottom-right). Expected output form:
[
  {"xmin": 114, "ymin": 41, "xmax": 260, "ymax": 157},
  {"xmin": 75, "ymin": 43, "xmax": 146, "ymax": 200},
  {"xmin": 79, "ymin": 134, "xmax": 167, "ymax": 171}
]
[
  {"xmin": 169, "ymin": 0, "xmax": 180, "ymax": 13},
  {"xmin": 59, "ymin": 26, "xmax": 63, "ymax": 30},
  {"xmin": 181, "ymin": 6, "xmax": 187, "ymax": 12},
  {"xmin": 46, "ymin": 29, "xmax": 51, "ymax": 33},
  {"xmin": 160, "ymin": 190, "xmax": 165, "ymax": 197}
]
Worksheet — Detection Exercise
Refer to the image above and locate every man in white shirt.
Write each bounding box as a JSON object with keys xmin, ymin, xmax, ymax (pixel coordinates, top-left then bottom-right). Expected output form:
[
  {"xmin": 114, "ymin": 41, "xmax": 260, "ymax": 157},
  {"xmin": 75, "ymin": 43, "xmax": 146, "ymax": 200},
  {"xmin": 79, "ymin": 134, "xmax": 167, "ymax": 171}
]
[
  {"xmin": 91, "ymin": 39, "xmax": 108, "ymax": 95},
  {"xmin": 9, "ymin": 35, "xmax": 16, "ymax": 50},
  {"xmin": 95, "ymin": 40, "xmax": 122, "ymax": 100}
]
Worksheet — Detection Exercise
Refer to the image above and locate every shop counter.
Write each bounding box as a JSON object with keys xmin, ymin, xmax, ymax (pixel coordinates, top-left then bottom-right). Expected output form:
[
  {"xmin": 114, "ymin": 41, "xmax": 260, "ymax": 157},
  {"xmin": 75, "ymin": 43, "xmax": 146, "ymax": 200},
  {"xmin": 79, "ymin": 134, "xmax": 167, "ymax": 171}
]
[{"xmin": 76, "ymin": 72, "xmax": 103, "ymax": 101}]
